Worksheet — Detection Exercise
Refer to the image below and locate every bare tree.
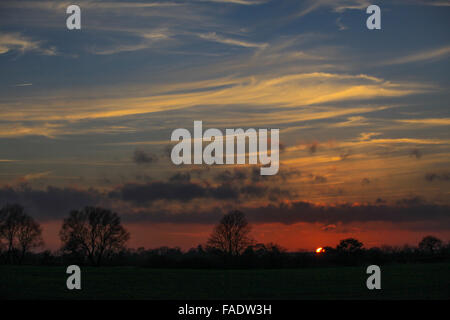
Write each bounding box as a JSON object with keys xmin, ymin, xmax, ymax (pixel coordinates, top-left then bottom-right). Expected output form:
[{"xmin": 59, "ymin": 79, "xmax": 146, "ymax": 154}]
[
  {"xmin": 0, "ymin": 204, "xmax": 43, "ymax": 264},
  {"xmin": 60, "ymin": 206, "xmax": 130, "ymax": 265},
  {"xmin": 207, "ymin": 210, "xmax": 253, "ymax": 256},
  {"xmin": 418, "ymin": 235, "xmax": 443, "ymax": 254}
]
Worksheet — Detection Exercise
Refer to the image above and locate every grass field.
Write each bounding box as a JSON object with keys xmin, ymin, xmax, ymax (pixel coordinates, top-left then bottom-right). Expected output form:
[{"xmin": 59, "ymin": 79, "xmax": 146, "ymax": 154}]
[{"xmin": 0, "ymin": 263, "xmax": 448, "ymax": 300}]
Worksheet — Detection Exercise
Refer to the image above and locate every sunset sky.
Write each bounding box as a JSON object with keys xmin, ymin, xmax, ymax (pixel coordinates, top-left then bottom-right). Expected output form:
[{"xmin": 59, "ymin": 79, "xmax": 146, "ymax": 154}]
[{"xmin": 0, "ymin": 0, "xmax": 449, "ymax": 251}]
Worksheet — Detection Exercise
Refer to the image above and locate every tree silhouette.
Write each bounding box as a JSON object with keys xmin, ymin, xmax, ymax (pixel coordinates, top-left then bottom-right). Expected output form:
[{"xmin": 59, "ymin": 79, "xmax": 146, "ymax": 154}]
[
  {"xmin": 336, "ymin": 238, "xmax": 363, "ymax": 253},
  {"xmin": 418, "ymin": 235, "xmax": 443, "ymax": 254},
  {"xmin": 60, "ymin": 206, "xmax": 130, "ymax": 266},
  {"xmin": 207, "ymin": 210, "xmax": 253, "ymax": 256},
  {"xmin": 0, "ymin": 204, "xmax": 43, "ymax": 264}
]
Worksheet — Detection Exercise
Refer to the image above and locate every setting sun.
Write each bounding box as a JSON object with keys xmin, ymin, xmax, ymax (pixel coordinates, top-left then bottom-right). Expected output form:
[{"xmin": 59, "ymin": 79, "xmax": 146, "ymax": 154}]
[{"xmin": 316, "ymin": 247, "xmax": 325, "ymax": 253}]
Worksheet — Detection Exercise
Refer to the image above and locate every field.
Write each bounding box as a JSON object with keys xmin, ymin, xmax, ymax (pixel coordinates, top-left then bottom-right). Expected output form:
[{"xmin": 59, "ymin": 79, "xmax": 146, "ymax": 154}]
[{"xmin": 0, "ymin": 263, "xmax": 448, "ymax": 300}]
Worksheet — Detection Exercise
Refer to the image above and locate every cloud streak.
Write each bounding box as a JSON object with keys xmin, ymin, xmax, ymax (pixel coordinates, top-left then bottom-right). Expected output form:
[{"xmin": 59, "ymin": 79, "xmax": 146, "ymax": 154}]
[
  {"xmin": 384, "ymin": 46, "xmax": 450, "ymax": 65},
  {"xmin": 0, "ymin": 32, "xmax": 56, "ymax": 55},
  {"xmin": 198, "ymin": 32, "xmax": 267, "ymax": 49},
  {"xmin": 0, "ymin": 72, "xmax": 426, "ymax": 126}
]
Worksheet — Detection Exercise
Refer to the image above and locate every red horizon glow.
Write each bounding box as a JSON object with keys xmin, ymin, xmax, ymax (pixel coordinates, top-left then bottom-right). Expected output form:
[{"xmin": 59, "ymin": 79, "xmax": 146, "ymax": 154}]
[{"xmin": 39, "ymin": 221, "xmax": 450, "ymax": 252}]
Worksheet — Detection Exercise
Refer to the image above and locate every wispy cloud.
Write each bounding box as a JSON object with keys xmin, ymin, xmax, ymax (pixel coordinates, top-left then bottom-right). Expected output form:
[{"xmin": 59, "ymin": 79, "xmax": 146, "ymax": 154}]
[
  {"xmin": 195, "ymin": 0, "xmax": 268, "ymax": 4},
  {"xmin": 297, "ymin": 0, "xmax": 450, "ymax": 18},
  {"xmin": 0, "ymin": 1, "xmax": 183, "ymax": 11},
  {"xmin": 89, "ymin": 30, "xmax": 172, "ymax": 55},
  {"xmin": 21, "ymin": 171, "xmax": 52, "ymax": 182},
  {"xmin": 297, "ymin": 0, "xmax": 370, "ymax": 17},
  {"xmin": 396, "ymin": 118, "xmax": 450, "ymax": 126},
  {"xmin": 198, "ymin": 32, "xmax": 267, "ymax": 49},
  {"xmin": 410, "ymin": 0, "xmax": 450, "ymax": 7},
  {"xmin": 0, "ymin": 72, "xmax": 425, "ymax": 125},
  {"xmin": 344, "ymin": 136, "xmax": 450, "ymax": 148},
  {"xmin": 0, "ymin": 122, "xmax": 135, "ymax": 138},
  {"xmin": 383, "ymin": 46, "xmax": 450, "ymax": 65},
  {"xmin": 13, "ymin": 83, "xmax": 33, "ymax": 87},
  {"xmin": 0, "ymin": 32, "xmax": 57, "ymax": 55},
  {"xmin": 332, "ymin": 116, "xmax": 369, "ymax": 127}
]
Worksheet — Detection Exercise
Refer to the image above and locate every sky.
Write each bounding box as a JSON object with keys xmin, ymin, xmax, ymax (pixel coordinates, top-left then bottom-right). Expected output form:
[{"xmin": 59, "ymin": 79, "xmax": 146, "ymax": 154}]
[{"xmin": 0, "ymin": 0, "xmax": 449, "ymax": 251}]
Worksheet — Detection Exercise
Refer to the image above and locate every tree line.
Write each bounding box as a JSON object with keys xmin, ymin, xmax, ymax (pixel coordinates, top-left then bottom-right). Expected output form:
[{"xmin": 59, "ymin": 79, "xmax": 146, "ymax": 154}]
[{"xmin": 0, "ymin": 204, "xmax": 449, "ymax": 267}]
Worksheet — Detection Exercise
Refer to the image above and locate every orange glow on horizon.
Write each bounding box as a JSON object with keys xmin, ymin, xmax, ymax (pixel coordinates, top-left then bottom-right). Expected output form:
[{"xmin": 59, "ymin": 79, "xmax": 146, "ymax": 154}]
[
  {"xmin": 316, "ymin": 247, "xmax": 324, "ymax": 253},
  {"xmin": 38, "ymin": 221, "xmax": 450, "ymax": 253}
]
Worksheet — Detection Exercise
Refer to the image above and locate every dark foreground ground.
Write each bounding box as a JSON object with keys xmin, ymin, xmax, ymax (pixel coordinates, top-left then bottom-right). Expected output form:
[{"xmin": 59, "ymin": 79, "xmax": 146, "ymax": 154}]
[{"xmin": 0, "ymin": 263, "xmax": 448, "ymax": 300}]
